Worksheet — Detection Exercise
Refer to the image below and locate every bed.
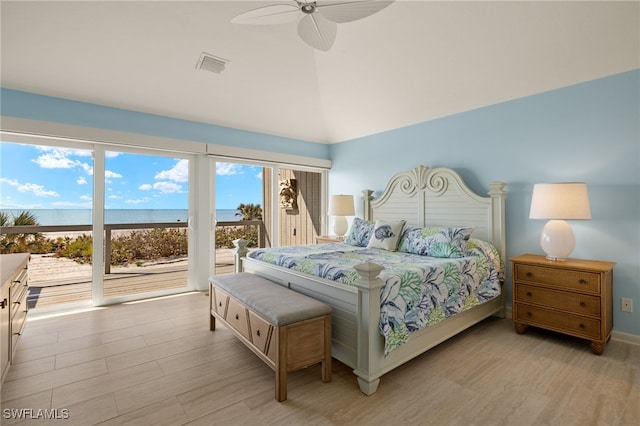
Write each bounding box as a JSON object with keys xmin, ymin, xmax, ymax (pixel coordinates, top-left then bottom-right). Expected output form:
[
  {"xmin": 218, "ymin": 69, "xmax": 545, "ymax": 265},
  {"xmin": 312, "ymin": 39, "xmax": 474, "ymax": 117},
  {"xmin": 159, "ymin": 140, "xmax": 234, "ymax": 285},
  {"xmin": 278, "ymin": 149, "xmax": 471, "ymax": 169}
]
[{"xmin": 232, "ymin": 165, "xmax": 507, "ymax": 395}]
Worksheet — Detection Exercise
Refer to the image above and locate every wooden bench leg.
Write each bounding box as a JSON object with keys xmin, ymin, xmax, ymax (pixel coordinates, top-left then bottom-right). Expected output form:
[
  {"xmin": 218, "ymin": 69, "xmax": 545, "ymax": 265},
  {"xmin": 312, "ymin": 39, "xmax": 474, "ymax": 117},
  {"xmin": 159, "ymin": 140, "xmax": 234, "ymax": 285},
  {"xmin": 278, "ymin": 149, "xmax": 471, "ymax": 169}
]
[
  {"xmin": 276, "ymin": 327, "xmax": 287, "ymax": 402},
  {"xmin": 322, "ymin": 314, "xmax": 331, "ymax": 383},
  {"xmin": 210, "ymin": 313, "xmax": 216, "ymax": 331}
]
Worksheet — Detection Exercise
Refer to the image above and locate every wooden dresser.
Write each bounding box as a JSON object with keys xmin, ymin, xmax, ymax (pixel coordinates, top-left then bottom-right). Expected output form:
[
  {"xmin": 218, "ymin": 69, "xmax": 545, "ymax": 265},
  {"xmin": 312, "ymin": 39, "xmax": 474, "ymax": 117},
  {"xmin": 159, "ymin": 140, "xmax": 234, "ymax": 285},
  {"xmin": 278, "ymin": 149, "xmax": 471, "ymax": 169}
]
[
  {"xmin": 1, "ymin": 253, "xmax": 30, "ymax": 382},
  {"xmin": 510, "ymin": 254, "xmax": 615, "ymax": 355}
]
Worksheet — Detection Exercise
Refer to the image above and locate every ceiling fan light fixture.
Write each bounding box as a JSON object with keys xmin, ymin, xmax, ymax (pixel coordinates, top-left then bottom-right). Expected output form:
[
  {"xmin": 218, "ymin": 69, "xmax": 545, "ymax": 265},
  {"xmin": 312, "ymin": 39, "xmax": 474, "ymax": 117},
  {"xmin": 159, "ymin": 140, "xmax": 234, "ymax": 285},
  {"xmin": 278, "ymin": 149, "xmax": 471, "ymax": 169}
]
[
  {"xmin": 300, "ymin": 2, "xmax": 317, "ymax": 14},
  {"xmin": 196, "ymin": 52, "xmax": 228, "ymax": 74}
]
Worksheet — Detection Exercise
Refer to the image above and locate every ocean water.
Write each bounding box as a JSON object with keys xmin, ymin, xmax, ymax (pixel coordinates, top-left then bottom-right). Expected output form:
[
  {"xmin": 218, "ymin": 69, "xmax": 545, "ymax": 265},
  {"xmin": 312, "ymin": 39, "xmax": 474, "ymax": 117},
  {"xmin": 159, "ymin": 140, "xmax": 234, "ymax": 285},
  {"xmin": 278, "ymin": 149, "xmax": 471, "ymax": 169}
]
[{"xmin": 1, "ymin": 209, "xmax": 242, "ymax": 226}]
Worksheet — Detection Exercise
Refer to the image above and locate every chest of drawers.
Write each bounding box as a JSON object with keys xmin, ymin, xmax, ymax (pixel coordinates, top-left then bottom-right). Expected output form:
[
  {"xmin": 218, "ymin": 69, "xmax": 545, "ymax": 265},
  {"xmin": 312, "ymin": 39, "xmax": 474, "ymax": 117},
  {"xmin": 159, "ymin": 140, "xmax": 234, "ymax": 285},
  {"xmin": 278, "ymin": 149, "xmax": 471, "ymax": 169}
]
[
  {"xmin": 1, "ymin": 253, "xmax": 30, "ymax": 383},
  {"xmin": 510, "ymin": 254, "xmax": 615, "ymax": 355}
]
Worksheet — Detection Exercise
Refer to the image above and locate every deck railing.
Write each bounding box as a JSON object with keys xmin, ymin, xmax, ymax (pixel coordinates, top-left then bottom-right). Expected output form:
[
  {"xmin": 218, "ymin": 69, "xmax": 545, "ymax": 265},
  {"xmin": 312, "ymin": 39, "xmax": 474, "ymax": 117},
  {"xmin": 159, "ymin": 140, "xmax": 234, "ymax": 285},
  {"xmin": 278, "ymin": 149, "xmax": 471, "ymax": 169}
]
[{"xmin": 0, "ymin": 220, "xmax": 266, "ymax": 274}]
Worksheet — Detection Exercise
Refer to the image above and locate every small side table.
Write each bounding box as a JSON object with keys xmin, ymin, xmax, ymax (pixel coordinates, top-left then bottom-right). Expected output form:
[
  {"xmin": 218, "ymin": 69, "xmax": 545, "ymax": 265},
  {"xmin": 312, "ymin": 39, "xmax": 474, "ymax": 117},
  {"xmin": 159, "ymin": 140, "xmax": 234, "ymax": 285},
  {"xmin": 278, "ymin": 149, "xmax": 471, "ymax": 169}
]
[
  {"xmin": 316, "ymin": 236, "xmax": 343, "ymax": 244},
  {"xmin": 510, "ymin": 254, "xmax": 615, "ymax": 355}
]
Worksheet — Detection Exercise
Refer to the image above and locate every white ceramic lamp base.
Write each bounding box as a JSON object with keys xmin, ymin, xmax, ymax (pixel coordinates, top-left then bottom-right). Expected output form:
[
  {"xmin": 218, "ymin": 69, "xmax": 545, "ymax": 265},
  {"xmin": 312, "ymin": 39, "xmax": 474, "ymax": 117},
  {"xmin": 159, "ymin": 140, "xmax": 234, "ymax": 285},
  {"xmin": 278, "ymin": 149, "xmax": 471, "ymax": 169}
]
[
  {"xmin": 540, "ymin": 219, "xmax": 575, "ymax": 260},
  {"xmin": 332, "ymin": 216, "xmax": 348, "ymax": 238}
]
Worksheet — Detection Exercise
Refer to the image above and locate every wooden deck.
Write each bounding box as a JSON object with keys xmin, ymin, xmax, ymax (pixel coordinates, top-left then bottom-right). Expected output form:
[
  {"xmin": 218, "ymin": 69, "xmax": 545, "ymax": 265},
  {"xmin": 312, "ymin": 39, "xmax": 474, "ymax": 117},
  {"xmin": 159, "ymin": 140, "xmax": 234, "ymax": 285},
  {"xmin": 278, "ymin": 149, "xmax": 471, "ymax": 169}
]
[{"xmin": 27, "ymin": 250, "xmax": 236, "ymax": 310}]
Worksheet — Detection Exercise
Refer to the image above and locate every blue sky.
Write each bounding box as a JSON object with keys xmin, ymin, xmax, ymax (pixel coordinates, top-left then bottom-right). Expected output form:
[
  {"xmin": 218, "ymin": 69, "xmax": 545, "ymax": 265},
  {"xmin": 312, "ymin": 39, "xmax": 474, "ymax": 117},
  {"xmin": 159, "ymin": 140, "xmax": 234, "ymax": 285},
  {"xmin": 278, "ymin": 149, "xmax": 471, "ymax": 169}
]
[{"xmin": 0, "ymin": 142, "xmax": 263, "ymax": 210}]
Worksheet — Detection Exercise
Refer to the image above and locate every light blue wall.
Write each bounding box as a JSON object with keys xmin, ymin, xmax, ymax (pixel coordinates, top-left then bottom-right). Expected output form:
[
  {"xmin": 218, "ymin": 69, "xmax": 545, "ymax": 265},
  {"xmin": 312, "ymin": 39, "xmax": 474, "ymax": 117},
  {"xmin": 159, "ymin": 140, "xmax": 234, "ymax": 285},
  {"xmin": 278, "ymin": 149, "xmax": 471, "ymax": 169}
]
[
  {"xmin": 329, "ymin": 69, "xmax": 640, "ymax": 337},
  {"xmin": 0, "ymin": 89, "xmax": 331, "ymax": 160}
]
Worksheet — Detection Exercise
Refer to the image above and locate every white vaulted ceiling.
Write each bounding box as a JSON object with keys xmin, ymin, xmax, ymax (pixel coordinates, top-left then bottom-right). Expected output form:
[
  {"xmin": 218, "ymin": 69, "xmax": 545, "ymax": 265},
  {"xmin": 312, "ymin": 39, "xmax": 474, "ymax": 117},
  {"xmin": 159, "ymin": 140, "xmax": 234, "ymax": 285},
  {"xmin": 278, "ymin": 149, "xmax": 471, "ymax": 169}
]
[{"xmin": 1, "ymin": 1, "xmax": 638, "ymax": 144}]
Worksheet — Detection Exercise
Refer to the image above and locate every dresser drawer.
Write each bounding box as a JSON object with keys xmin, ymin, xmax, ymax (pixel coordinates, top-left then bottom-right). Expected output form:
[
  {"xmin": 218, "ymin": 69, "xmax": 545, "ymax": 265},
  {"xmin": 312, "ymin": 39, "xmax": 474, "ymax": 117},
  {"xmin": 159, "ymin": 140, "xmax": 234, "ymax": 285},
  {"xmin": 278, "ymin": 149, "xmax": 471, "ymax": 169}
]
[
  {"xmin": 11, "ymin": 295, "xmax": 28, "ymax": 356},
  {"xmin": 514, "ymin": 303, "xmax": 601, "ymax": 340},
  {"xmin": 514, "ymin": 283, "xmax": 600, "ymax": 316},
  {"xmin": 213, "ymin": 287, "xmax": 229, "ymax": 316},
  {"xmin": 10, "ymin": 269, "xmax": 28, "ymax": 294},
  {"xmin": 248, "ymin": 310, "xmax": 273, "ymax": 357},
  {"xmin": 226, "ymin": 297, "xmax": 251, "ymax": 340},
  {"xmin": 514, "ymin": 264, "xmax": 600, "ymax": 294}
]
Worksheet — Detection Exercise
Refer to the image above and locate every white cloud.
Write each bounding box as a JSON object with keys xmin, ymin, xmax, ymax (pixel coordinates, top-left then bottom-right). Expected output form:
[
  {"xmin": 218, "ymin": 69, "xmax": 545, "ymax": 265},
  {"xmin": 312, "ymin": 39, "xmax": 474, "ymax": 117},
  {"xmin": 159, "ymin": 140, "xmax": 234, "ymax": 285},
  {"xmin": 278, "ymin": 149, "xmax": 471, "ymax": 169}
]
[
  {"xmin": 17, "ymin": 182, "xmax": 59, "ymax": 197},
  {"xmin": 105, "ymin": 170, "xmax": 122, "ymax": 179},
  {"xmin": 139, "ymin": 182, "xmax": 182, "ymax": 194},
  {"xmin": 216, "ymin": 162, "xmax": 243, "ymax": 176},
  {"xmin": 77, "ymin": 176, "xmax": 88, "ymax": 185},
  {"xmin": 33, "ymin": 152, "xmax": 81, "ymax": 169},
  {"xmin": 0, "ymin": 177, "xmax": 19, "ymax": 187},
  {"xmin": 155, "ymin": 159, "xmax": 189, "ymax": 183},
  {"xmin": 80, "ymin": 195, "xmax": 92, "ymax": 201},
  {"xmin": 152, "ymin": 181, "xmax": 182, "ymax": 194}
]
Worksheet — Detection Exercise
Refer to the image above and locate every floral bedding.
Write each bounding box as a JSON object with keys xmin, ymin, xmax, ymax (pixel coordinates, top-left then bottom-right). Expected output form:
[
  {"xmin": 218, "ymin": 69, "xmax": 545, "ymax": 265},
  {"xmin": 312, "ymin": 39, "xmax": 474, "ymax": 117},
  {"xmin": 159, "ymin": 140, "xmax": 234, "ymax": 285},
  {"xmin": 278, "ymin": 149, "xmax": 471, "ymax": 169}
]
[{"xmin": 247, "ymin": 239, "xmax": 504, "ymax": 355}]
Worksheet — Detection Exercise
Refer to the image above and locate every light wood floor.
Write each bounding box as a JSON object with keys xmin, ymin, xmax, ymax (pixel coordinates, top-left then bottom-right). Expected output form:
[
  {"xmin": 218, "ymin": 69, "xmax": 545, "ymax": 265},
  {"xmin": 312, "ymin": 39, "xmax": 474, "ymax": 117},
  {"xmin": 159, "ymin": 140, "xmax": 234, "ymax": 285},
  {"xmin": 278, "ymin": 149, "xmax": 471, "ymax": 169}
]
[{"xmin": 1, "ymin": 292, "xmax": 638, "ymax": 425}]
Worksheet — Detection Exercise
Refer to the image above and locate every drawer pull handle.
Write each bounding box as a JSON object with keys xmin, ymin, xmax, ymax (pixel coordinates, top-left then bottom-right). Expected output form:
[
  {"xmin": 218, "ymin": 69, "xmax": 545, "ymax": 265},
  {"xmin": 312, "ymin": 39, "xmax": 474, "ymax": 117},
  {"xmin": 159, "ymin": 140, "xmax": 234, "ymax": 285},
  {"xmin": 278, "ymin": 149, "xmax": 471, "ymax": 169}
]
[
  {"xmin": 13, "ymin": 332, "xmax": 21, "ymax": 336},
  {"xmin": 579, "ymin": 323, "xmax": 585, "ymax": 329},
  {"xmin": 0, "ymin": 298, "xmax": 6, "ymax": 309},
  {"xmin": 218, "ymin": 301, "xmax": 222, "ymax": 307},
  {"xmin": 235, "ymin": 314, "xmax": 239, "ymax": 320},
  {"xmin": 13, "ymin": 301, "xmax": 20, "ymax": 306},
  {"xmin": 579, "ymin": 279, "xmax": 588, "ymax": 285},
  {"xmin": 256, "ymin": 329, "xmax": 261, "ymax": 337},
  {"xmin": 526, "ymin": 311, "xmax": 532, "ymax": 317},
  {"xmin": 526, "ymin": 291, "xmax": 532, "ymax": 297},
  {"xmin": 580, "ymin": 302, "xmax": 586, "ymax": 307},
  {"xmin": 526, "ymin": 272, "xmax": 533, "ymax": 277}
]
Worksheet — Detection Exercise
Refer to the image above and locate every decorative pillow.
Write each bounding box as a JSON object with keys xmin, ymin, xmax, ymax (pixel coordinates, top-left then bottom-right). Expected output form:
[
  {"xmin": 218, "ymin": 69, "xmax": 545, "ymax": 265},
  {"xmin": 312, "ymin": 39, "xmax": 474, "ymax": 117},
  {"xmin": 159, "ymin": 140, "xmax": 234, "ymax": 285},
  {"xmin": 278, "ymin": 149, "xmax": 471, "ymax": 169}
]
[
  {"xmin": 398, "ymin": 226, "xmax": 475, "ymax": 258},
  {"xmin": 343, "ymin": 217, "xmax": 374, "ymax": 247},
  {"xmin": 367, "ymin": 219, "xmax": 406, "ymax": 251}
]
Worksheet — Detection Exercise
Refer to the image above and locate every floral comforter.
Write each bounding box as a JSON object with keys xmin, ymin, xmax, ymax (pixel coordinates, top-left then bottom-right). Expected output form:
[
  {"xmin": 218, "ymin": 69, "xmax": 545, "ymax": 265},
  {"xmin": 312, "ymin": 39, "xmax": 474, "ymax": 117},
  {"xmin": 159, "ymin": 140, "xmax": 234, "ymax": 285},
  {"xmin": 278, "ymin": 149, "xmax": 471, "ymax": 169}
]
[{"xmin": 247, "ymin": 239, "xmax": 503, "ymax": 355}]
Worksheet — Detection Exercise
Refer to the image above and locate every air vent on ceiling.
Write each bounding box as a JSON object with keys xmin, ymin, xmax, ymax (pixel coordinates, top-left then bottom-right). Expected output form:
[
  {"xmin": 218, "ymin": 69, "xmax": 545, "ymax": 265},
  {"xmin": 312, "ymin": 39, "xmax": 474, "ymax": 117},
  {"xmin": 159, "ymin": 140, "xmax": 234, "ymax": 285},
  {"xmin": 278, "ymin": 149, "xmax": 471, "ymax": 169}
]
[{"xmin": 196, "ymin": 52, "xmax": 228, "ymax": 74}]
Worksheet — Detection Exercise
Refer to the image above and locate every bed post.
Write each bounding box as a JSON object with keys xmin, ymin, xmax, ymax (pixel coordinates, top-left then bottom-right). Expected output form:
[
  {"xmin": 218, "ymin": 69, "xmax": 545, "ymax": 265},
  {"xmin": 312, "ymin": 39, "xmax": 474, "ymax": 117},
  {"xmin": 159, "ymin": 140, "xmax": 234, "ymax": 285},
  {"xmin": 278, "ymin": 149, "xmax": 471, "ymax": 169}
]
[
  {"xmin": 362, "ymin": 189, "xmax": 374, "ymax": 221},
  {"xmin": 352, "ymin": 262, "xmax": 385, "ymax": 395},
  {"xmin": 488, "ymin": 181, "xmax": 507, "ymax": 261},
  {"xmin": 232, "ymin": 238, "xmax": 248, "ymax": 273},
  {"xmin": 488, "ymin": 181, "xmax": 507, "ymax": 318}
]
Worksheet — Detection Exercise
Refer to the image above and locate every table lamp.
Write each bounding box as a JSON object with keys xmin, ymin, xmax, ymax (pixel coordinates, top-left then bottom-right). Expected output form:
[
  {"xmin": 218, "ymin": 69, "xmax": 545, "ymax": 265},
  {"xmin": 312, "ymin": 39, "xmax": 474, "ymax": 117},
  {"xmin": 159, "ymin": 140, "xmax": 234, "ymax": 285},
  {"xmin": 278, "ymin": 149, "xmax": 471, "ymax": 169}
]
[
  {"xmin": 329, "ymin": 194, "xmax": 355, "ymax": 238},
  {"xmin": 529, "ymin": 182, "xmax": 592, "ymax": 260}
]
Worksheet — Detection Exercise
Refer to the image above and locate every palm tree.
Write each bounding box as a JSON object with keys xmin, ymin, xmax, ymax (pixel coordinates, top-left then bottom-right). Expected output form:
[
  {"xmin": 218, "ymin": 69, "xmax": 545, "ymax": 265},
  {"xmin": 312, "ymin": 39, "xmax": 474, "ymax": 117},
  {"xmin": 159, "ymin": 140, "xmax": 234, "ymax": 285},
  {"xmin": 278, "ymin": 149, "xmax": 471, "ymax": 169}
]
[
  {"xmin": 0, "ymin": 210, "xmax": 46, "ymax": 254},
  {"xmin": 235, "ymin": 203, "xmax": 262, "ymax": 221}
]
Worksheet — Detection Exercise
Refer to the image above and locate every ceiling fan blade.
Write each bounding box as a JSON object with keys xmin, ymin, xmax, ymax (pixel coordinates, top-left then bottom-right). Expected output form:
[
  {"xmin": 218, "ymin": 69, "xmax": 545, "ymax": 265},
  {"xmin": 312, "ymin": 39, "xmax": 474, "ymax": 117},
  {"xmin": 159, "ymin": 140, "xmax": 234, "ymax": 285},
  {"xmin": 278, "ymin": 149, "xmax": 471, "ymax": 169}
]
[
  {"xmin": 297, "ymin": 13, "xmax": 337, "ymax": 51},
  {"xmin": 231, "ymin": 4, "xmax": 300, "ymax": 25},
  {"xmin": 317, "ymin": 0, "xmax": 394, "ymax": 23}
]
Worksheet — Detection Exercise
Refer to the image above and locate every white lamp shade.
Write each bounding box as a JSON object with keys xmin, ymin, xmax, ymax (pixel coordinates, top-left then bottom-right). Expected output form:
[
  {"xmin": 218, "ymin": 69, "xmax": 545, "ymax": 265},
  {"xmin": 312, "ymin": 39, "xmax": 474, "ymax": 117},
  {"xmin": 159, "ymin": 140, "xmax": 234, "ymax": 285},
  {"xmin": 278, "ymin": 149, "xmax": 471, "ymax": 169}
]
[
  {"xmin": 529, "ymin": 183, "xmax": 591, "ymax": 220},
  {"xmin": 329, "ymin": 195, "xmax": 355, "ymax": 216}
]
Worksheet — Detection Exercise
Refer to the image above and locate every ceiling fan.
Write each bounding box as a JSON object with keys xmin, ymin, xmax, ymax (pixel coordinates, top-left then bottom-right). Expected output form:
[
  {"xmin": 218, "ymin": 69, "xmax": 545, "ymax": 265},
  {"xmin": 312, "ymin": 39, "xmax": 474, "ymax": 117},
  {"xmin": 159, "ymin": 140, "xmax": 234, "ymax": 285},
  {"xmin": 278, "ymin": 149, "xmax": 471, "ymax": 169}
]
[{"xmin": 231, "ymin": 1, "xmax": 395, "ymax": 52}]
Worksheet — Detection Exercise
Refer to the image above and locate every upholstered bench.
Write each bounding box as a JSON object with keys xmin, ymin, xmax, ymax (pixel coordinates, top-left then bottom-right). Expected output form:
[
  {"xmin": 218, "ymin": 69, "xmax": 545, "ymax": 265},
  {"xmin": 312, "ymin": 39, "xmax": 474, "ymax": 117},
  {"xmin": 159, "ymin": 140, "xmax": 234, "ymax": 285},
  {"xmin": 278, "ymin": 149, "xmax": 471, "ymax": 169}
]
[{"xmin": 209, "ymin": 272, "xmax": 332, "ymax": 401}]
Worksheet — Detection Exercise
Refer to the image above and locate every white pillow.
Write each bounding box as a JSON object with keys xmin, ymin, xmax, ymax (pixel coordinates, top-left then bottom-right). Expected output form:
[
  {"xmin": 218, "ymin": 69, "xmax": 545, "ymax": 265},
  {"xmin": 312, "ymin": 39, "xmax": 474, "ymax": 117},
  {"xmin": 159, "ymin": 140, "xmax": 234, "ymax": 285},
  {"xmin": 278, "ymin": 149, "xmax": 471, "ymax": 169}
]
[{"xmin": 367, "ymin": 219, "xmax": 406, "ymax": 251}]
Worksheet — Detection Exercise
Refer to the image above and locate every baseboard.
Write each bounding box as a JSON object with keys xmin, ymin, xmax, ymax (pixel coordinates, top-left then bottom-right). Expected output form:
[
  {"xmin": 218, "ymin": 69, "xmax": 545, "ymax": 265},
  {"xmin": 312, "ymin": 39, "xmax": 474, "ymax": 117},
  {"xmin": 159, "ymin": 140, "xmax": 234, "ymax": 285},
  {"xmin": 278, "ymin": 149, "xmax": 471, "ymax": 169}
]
[{"xmin": 611, "ymin": 330, "xmax": 640, "ymax": 346}]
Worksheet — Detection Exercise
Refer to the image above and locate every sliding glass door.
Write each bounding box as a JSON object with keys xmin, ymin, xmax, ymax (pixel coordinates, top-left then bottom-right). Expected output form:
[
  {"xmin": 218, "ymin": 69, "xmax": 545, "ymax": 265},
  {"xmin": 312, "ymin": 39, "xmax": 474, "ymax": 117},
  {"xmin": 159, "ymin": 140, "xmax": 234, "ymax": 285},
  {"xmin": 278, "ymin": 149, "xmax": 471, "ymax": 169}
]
[
  {"xmin": 0, "ymin": 141, "xmax": 94, "ymax": 310},
  {"xmin": 99, "ymin": 149, "xmax": 191, "ymax": 303}
]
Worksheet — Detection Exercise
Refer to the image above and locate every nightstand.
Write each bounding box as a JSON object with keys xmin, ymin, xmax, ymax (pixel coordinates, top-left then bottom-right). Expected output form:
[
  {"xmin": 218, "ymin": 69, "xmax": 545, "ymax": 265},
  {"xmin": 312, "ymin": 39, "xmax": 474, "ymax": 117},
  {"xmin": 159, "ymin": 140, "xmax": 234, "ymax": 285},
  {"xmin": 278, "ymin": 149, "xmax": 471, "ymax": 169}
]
[
  {"xmin": 316, "ymin": 236, "xmax": 343, "ymax": 244},
  {"xmin": 510, "ymin": 254, "xmax": 615, "ymax": 355}
]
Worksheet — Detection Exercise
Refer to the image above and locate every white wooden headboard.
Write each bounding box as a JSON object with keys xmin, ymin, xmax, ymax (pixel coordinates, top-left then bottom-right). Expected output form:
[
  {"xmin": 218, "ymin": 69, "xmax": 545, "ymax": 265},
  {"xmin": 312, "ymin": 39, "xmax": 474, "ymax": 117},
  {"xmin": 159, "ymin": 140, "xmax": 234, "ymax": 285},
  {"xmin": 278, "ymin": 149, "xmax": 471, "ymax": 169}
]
[{"xmin": 362, "ymin": 165, "xmax": 507, "ymax": 258}]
